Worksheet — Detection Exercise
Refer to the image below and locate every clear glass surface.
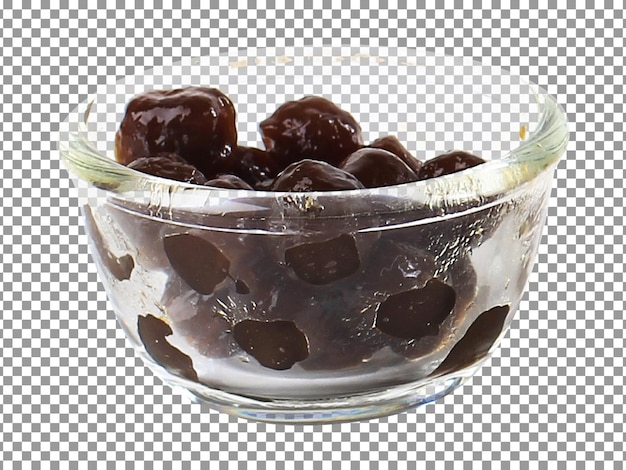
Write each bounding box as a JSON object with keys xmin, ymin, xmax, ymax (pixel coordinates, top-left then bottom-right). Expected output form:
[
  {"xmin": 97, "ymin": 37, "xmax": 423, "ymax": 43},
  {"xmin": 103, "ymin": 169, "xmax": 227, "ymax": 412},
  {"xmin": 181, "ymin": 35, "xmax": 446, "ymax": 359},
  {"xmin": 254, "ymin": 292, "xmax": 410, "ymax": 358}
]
[{"xmin": 59, "ymin": 47, "xmax": 568, "ymax": 423}]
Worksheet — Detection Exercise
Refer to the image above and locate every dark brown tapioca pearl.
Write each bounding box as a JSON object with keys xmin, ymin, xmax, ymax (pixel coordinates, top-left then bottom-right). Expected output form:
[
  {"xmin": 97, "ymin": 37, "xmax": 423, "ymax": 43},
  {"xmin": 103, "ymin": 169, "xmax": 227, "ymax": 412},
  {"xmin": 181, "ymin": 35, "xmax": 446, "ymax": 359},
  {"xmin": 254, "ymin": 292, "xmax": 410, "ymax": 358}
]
[
  {"xmin": 334, "ymin": 238, "xmax": 437, "ymax": 341},
  {"xmin": 339, "ymin": 148, "xmax": 419, "ymax": 188},
  {"xmin": 115, "ymin": 87, "xmax": 237, "ymax": 175},
  {"xmin": 163, "ymin": 233, "xmax": 230, "ymax": 295},
  {"xmin": 369, "ymin": 254, "xmax": 477, "ymax": 363},
  {"xmin": 259, "ymin": 96, "xmax": 363, "ymax": 167},
  {"xmin": 369, "ymin": 277, "xmax": 461, "ymax": 361},
  {"xmin": 261, "ymin": 218, "xmax": 380, "ymax": 293},
  {"xmin": 270, "ymin": 159, "xmax": 364, "ymax": 192},
  {"xmin": 375, "ymin": 279, "xmax": 456, "ymax": 340},
  {"xmin": 430, "ymin": 304, "xmax": 511, "ymax": 377},
  {"xmin": 232, "ymin": 319, "xmax": 309, "ymax": 370},
  {"xmin": 137, "ymin": 314, "xmax": 198, "ymax": 382},
  {"xmin": 127, "ymin": 153, "xmax": 208, "ymax": 184},
  {"xmin": 368, "ymin": 135, "xmax": 423, "ymax": 174},
  {"xmin": 376, "ymin": 252, "xmax": 476, "ymax": 350},
  {"xmin": 165, "ymin": 231, "xmax": 271, "ymax": 307},
  {"xmin": 249, "ymin": 281, "xmax": 380, "ymax": 370},
  {"xmin": 417, "ymin": 150, "xmax": 486, "ymax": 180},
  {"xmin": 212, "ymin": 146, "xmax": 285, "ymax": 188},
  {"xmin": 284, "ymin": 233, "xmax": 361, "ymax": 285},
  {"xmin": 82, "ymin": 206, "xmax": 135, "ymax": 281},
  {"xmin": 204, "ymin": 174, "xmax": 254, "ymax": 190},
  {"xmin": 366, "ymin": 253, "xmax": 476, "ymax": 362}
]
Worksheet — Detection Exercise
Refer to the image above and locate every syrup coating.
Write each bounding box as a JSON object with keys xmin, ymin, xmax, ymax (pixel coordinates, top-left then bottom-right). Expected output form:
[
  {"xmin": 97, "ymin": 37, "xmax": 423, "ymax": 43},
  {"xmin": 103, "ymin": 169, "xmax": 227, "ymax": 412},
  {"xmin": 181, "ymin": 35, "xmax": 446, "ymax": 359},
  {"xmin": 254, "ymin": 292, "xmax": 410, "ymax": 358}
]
[
  {"xmin": 271, "ymin": 159, "xmax": 364, "ymax": 192},
  {"xmin": 259, "ymin": 96, "xmax": 363, "ymax": 167},
  {"xmin": 115, "ymin": 87, "xmax": 237, "ymax": 176},
  {"xmin": 340, "ymin": 148, "xmax": 419, "ymax": 188}
]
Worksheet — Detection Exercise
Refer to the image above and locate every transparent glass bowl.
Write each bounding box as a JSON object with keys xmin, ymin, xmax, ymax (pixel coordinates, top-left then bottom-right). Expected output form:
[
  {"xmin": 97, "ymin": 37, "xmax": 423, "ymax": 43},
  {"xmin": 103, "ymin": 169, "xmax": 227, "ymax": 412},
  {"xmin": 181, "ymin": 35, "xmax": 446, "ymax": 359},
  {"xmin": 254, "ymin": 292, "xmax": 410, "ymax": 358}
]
[{"xmin": 59, "ymin": 47, "xmax": 568, "ymax": 423}]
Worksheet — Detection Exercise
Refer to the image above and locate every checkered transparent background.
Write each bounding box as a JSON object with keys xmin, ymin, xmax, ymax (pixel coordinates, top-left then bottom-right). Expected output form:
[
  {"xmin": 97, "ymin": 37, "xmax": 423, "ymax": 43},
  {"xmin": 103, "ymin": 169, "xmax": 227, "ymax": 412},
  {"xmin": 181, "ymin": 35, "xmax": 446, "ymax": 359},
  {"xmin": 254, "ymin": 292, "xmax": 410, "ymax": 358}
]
[{"xmin": 2, "ymin": 3, "xmax": 624, "ymax": 467}]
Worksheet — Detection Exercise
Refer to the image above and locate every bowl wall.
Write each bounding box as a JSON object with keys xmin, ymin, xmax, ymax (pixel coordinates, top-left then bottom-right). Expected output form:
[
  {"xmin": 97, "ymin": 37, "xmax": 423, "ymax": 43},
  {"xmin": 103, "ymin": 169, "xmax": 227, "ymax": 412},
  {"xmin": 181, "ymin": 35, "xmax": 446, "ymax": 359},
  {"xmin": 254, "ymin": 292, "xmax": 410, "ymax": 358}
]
[{"xmin": 59, "ymin": 47, "xmax": 568, "ymax": 422}]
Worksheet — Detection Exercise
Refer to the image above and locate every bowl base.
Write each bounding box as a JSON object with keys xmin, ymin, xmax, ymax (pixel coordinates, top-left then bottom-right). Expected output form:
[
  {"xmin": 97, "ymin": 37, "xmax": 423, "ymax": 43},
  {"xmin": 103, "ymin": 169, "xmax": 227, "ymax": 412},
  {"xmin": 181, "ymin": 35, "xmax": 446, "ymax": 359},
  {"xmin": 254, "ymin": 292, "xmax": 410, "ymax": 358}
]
[{"xmin": 172, "ymin": 372, "xmax": 475, "ymax": 424}]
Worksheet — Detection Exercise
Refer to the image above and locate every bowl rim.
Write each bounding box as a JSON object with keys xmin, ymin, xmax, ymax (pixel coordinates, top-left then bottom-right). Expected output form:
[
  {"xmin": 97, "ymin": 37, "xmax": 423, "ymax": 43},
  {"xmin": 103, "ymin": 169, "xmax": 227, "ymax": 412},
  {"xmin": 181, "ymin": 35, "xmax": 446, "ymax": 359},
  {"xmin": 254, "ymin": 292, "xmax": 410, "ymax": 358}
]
[{"xmin": 58, "ymin": 47, "xmax": 569, "ymax": 216}]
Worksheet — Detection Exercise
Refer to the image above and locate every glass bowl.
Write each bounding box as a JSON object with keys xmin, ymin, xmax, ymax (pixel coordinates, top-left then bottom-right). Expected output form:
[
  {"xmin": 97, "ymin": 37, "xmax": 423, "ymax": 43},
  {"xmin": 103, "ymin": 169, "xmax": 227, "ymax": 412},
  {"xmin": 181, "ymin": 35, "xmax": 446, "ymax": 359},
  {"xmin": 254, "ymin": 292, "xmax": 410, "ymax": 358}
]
[{"xmin": 59, "ymin": 47, "xmax": 568, "ymax": 424}]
